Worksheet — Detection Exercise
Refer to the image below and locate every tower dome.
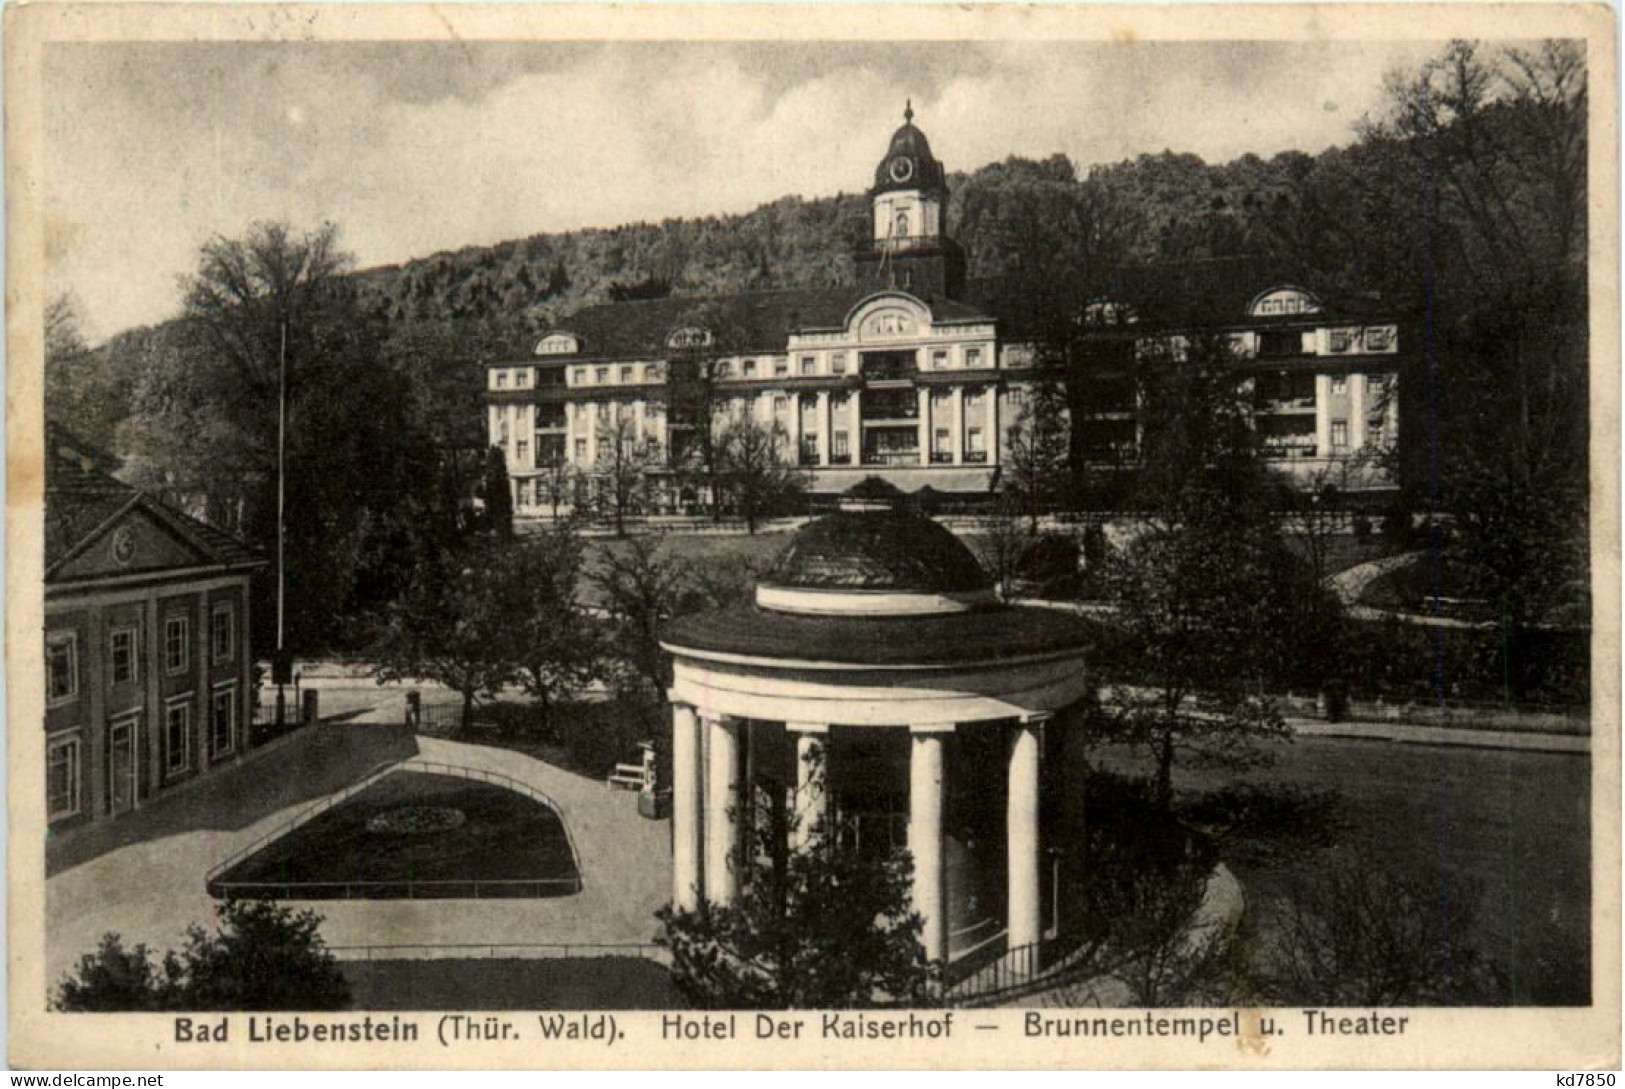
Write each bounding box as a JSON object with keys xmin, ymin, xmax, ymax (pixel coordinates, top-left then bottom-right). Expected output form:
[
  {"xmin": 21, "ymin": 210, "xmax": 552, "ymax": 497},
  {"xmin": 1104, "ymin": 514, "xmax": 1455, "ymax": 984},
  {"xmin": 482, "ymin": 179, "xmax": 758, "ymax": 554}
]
[
  {"xmin": 755, "ymin": 507, "xmax": 993, "ymax": 616},
  {"xmin": 872, "ymin": 100, "xmax": 948, "ymax": 196}
]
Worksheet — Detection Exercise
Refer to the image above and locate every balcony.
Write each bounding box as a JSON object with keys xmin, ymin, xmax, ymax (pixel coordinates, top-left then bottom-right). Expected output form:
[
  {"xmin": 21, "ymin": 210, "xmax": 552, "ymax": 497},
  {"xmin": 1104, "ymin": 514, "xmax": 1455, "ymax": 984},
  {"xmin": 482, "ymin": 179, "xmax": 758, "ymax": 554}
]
[{"xmin": 862, "ymin": 450, "xmax": 923, "ymax": 467}]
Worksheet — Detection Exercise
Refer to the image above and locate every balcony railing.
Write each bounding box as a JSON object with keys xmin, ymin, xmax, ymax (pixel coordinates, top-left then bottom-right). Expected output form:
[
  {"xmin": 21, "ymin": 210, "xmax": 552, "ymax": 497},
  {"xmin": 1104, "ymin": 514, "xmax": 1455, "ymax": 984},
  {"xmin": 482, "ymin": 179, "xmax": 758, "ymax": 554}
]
[{"xmin": 862, "ymin": 449, "xmax": 923, "ymax": 467}]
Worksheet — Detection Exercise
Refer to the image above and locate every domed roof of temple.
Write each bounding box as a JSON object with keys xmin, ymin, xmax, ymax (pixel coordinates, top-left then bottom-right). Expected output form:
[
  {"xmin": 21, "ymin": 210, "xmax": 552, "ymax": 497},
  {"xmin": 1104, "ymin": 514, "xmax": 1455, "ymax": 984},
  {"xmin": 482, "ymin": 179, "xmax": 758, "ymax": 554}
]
[
  {"xmin": 872, "ymin": 101, "xmax": 949, "ymax": 195},
  {"xmin": 761, "ymin": 508, "xmax": 990, "ymax": 594}
]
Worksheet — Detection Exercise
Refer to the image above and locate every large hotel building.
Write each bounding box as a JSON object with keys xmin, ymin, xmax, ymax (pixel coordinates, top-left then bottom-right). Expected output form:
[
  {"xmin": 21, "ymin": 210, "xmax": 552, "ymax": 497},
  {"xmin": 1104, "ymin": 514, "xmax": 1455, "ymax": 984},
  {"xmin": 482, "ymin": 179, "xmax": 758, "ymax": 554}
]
[{"xmin": 485, "ymin": 107, "xmax": 1407, "ymax": 514}]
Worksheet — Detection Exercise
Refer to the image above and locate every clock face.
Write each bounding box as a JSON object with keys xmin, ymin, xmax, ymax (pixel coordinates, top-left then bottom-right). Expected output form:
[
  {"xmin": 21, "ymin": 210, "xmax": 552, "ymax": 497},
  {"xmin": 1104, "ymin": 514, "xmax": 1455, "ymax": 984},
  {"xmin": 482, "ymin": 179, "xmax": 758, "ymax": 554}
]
[
  {"xmin": 888, "ymin": 156, "xmax": 915, "ymax": 183},
  {"xmin": 111, "ymin": 525, "xmax": 136, "ymax": 566}
]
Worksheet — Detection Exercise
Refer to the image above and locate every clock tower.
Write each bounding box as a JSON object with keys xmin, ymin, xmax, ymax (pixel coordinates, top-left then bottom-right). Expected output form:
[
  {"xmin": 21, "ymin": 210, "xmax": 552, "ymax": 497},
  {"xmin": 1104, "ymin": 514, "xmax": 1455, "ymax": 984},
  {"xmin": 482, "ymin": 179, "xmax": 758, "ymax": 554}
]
[{"xmin": 856, "ymin": 102, "xmax": 966, "ymax": 300}]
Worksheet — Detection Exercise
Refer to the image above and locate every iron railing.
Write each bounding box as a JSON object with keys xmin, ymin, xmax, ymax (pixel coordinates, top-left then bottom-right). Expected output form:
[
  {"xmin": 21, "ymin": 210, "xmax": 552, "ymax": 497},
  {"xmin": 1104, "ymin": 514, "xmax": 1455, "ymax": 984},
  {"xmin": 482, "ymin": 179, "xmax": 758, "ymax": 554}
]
[{"xmin": 328, "ymin": 941, "xmax": 664, "ymax": 963}]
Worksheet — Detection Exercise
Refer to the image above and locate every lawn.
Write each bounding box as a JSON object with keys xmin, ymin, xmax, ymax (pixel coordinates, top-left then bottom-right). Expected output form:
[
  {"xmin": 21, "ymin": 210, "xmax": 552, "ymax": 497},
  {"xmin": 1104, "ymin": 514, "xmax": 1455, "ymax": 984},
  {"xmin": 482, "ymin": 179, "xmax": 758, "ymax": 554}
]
[
  {"xmin": 209, "ymin": 771, "xmax": 581, "ymax": 899},
  {"xmin": 1094, "ymin": 736, "xmax": 1590, "ymax": 1005},
  {"xmin": 343, "ymin": 956, "xmax": 681, "ymax": 1010}
]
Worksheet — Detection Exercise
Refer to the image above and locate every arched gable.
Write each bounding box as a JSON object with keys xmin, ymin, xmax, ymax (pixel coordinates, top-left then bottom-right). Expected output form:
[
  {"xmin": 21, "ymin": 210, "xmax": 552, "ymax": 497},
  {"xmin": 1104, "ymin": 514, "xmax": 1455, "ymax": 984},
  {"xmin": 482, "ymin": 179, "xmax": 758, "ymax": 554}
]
[{"xmin": 844, "ymin": 291, "xmax": 933, "ymax": 343}]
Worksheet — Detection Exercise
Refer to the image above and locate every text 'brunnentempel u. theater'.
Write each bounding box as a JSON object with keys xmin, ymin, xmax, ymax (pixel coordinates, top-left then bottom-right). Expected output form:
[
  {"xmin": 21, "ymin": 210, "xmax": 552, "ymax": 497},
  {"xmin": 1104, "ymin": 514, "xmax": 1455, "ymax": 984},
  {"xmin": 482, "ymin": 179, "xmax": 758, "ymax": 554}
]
[{"xmin": 483, "ymin": 104, "xmax": 1408, "ymax": 514}]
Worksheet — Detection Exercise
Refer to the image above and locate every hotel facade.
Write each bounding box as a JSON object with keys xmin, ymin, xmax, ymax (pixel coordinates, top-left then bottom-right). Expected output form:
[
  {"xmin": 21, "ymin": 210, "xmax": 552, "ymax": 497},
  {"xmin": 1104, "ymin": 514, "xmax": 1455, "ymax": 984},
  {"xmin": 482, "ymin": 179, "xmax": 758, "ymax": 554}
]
[{"xmin": 485, "ymin": 107, "xmax": 1409, "ymax": 514}]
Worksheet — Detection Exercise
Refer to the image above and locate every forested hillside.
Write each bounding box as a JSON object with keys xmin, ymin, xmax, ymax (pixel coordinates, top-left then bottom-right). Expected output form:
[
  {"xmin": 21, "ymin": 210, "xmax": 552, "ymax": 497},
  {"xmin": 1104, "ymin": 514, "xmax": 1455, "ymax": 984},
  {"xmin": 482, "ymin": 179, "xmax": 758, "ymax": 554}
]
[{"xmin": 343, "ymin": 149, "xmax": 1308, "ymax": 331}]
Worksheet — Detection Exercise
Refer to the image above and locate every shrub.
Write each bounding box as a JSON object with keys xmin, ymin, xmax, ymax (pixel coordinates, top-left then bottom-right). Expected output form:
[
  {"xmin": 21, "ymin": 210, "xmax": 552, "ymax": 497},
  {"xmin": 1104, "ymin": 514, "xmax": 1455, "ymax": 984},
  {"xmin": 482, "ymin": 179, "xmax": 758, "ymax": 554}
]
[
  {"xmin": 53, "ymin": 900, "xmax": 349, "ymax": 1012},
  {"xmin": 1258, "ymin": 856, "xmax": 1505, "ymax": 1005}
]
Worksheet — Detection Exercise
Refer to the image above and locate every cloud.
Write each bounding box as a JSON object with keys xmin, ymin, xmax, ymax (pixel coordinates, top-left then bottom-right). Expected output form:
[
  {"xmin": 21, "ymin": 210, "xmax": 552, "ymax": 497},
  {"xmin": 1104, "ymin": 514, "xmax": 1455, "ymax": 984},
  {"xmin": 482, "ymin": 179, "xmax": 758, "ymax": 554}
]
[{"xmin": 44, "ymin": 40, "xmax": 1443, "ymax": 339}]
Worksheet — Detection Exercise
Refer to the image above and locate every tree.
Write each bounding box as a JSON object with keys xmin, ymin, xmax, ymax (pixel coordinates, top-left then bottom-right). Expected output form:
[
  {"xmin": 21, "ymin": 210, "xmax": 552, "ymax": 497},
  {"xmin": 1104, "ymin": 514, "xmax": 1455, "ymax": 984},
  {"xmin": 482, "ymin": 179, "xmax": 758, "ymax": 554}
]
[
  {"xmin": 1000, "ymin": 383, "xmax": 1072, "ymax": 531},
  {"xmin": 1102, "ymin": 333, "xmax": 1336, "ymax": 807},
  {"xmin": 123, "ymin": 221, "xmax": 444, "ymax": 652},
  {"xmin": 536, "ymin": 454, "xmax": 576, "ymax": 519},
  {"xmin": 54, "ymin": 900, "xmax": 349, "ymax": 1012},
  {"xmin": 498, "ymin": 523, "xmax": 600, "ymax": 729},
  {"xmin": 1260, "ymin": 853, "xmax": 1502, "ymax": 1005},
  {"xmin": 665, "ymin": 303, "xmax": 756, "ymax": 520},
  {"xmin": 53, "ymin": 934, "xmax": 175, "ymax": 1011},
  {"xmin": 656, "ymin": 763, "xmax": 938, "ymax": 1009},
  {"xmin": 592, "ymin": 415, "xmax": 658, "ymax": 537},
  {"xmin": 480, "ymin": 445, "xmax": 514, "ymax": 539},
  {"xmin": 368, "ymin": 538, "xmax": 518, "ymax": 729},
  {"xmin": 1270, "ymin": 42, "xmax": 1590, "ymax": 681},
  {"xmin": 715, "ymin": 415, "xmax": 806, "ymax": 533}
]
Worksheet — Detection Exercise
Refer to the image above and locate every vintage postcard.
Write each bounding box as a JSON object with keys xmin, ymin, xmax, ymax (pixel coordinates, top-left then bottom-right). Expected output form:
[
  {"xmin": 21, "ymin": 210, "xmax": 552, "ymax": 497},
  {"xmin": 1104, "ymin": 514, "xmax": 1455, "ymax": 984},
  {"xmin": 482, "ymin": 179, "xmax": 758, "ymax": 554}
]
[{"xmin": 6, "ymin": 1, "xmax": 1619, "ymax": 1072}]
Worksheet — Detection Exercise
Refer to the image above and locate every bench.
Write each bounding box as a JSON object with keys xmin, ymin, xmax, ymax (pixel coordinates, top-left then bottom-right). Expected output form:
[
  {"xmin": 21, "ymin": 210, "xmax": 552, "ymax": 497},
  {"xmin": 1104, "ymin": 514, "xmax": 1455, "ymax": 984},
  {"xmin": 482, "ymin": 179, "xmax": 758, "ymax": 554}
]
[{"xmin": 608, "ymin": 762, "xmax": 646, "ymax": 790}]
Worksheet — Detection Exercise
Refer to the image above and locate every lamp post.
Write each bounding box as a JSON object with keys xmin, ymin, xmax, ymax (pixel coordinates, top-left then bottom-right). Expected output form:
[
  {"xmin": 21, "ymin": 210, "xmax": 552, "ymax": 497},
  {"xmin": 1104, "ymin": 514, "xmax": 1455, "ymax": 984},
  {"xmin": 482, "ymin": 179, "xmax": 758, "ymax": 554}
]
[{"xmin": 275, "ymin": 317, "xmax": 289, "ymax": 728}]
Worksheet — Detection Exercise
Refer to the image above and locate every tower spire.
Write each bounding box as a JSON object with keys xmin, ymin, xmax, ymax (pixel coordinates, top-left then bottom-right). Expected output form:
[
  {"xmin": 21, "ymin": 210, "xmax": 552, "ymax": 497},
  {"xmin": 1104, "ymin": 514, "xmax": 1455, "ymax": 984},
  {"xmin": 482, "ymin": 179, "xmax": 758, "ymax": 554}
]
[{"xmin": 904, "ymin": 98, "xmax": 914, "ymax": 124}]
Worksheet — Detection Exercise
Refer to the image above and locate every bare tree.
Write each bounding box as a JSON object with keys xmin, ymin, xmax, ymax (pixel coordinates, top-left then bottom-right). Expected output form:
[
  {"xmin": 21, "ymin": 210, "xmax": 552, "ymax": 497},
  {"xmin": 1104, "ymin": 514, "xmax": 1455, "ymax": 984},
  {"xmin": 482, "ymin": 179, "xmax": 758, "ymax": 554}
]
[
  {"xmin": 716, "ymin": 415, "xmax": 806, "ymax": 534},
  {"xmin": 593, "ymin": 414, "xmax": 659, "ymax": 538}
]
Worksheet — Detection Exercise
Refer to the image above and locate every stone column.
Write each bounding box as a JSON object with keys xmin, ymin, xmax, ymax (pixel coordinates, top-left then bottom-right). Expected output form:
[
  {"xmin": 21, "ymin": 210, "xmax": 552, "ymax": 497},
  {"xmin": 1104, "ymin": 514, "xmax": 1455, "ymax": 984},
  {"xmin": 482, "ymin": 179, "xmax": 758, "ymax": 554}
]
[
  {"xmin": 851, "ymin": 389, "xmax": 863, "ymax": 465},
  {"xmin": 1314, "ymin": 374, "xmax": 1332, "ymax": 458},
  {"xmin": 791, "ymin": 395, "xmax": 804, "ymax": 465},
  {"xmin": 1350, "ymin": 373, "xmax": 1367, "ymax": 450},
  {"xmin": 816, "ymin": 391, "xmax": 831, "ymax": 466},
  {"xmin": 917, "ymin": 387, "xmax": 931, "ymax": 466},
  {"xmin": 951, "ymin": 387, "xmax": 965, "ymax": 465},
  {"xmin": 986, "ymin": 385, "xmax": 1000, "ymax": 467},
  {"xmin": 787, "ymin": 723, "xmax": 829, "ymax": 850},
  {"xmin": 909, "ymin": 725, "xmax": 951, "ymax": 962},
  {"xmin": 670, "ymin": 700, "xmax": 704, "ymax": 910},
  {"xmin": 703, "ymin": 715, "xmax": 742, "ymax": 905},
  {"xmin": 1008, "ymin": 716, "xmax": 1046, "ymax": 950}
]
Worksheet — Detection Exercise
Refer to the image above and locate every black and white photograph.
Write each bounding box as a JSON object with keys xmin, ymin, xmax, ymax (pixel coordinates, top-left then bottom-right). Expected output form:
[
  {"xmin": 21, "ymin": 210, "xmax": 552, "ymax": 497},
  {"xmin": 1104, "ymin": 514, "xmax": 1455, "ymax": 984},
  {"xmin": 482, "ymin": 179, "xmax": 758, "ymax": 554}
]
[{"xmin": 9, "ymin": 2, "xmax": 1617, "ymax": 1072}]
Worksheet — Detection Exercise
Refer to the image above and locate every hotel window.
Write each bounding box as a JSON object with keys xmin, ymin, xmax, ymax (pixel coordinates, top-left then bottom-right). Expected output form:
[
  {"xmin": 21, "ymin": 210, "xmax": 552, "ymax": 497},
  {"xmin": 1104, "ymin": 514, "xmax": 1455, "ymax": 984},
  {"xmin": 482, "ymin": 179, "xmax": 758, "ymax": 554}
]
[
  {"xmin": 1329, "ymin": 328, "xmax": 1356, "ymax": 353},
  {"xmin": 47, "ymin": 736, "xmax": 80, "ymax": 819},
  {"xmin": 620, "ymin": 365, "xmax": 634, "ymax": 383},
  {"xmin": 165, "ymin": 615, "xmax": 189, "ymax": 675},
  {"xmin": 933, "ymin": 428, "xmax": 952, "ymax": 463},
  {"xmin": 1331, "ymin": 375, "xmax": 1347, "ymax": 395},
  {"xmin": 595, "ymin": 367, "xmax": 609, "ymax": 384},
  {"xmin": 496, "ymin": 371, "xmax": 509, "ymax": 389},
  {"xmin": 800, "ymin": 355, "xmax": 816, "ymax": 376},
  {"xmin": 574, "ymin": 438, "xmax": 587, "ymax": 461},
  {"xmin": 831, "ymin": 353, "xmax": 847, "ymax": 375},
  {"xmin": 110, "ymin": 627, "xmax": 137, "ymax": 685},
  {"xmin": 572, "ymin": 368, "xmax": 585, "ymax": 386},
  {"xmin": 211, "ymin": 686, "xmax": 237, "ymax": 757},
  {"xmin": 516, "ymin": 479, "xmax": 531, "ymax": 507},
  {"xmin": 831, "ymin": 430, "xmax": 851, "ymax": 463},
  {"xmin": 932, "ymin": 349, "xmax": 949, "ymax": 369},
  {"xmin": 516, "ymin": 438, "xmax": 529, "ymax": 466},
  {"xmin": 499, "ymin": 422, "xmax": 510, "ymax": 443},
  {"xmin": 596, "ymin": 403, "xmax": 610, "ymax": 423},
  {"xmin": 743, "ymin": 359, "xmax": 758, "ymax": 378},
  {"xmin": 164, "ymin": 700, "xmax": 192, "ymax": 777},
  {"xmin": 774, "ymin": 357, "xmax": 789, "ymax": 377},
  {"xmin": 773, "ymin": 396, "xmax": 789, "ymax": 416},
  {"xmin": 1331, "ymin": 420, "xmax": 1349, "ymax": 450},
  {"xmin": 965, "ymin": 347, "xmax": 983, "ymax": 368},
  {"xmin": 966, "ymin": 426, "xmax": 986, "ymax": 461},
  {"xmin": 211, "ymin": 604, "xmax": 234, "ymax": 665},
  {"xmin": 716, "ymin": 361, "xmax": 732, "ymax": 378},
  {"xmin": 47, "ymin": 632, "xmax": 78, "ymax": 705}
]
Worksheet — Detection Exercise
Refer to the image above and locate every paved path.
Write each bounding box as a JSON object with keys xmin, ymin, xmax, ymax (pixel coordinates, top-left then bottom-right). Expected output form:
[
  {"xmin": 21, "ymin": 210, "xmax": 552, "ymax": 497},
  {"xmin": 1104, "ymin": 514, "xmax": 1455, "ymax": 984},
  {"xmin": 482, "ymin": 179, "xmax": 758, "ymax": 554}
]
[{"xmin": 44, "ymin": 726, "xmax": 670, "ymax": 996}]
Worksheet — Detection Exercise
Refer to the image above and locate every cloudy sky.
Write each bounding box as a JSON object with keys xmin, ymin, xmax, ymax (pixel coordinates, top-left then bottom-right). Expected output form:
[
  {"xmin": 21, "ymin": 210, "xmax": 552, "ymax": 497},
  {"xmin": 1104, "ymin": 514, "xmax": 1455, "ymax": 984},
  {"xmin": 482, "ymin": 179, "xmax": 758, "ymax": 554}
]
[{"xmin": 45, "ymin": 39, "xmax": 1442, "ymax": 340}]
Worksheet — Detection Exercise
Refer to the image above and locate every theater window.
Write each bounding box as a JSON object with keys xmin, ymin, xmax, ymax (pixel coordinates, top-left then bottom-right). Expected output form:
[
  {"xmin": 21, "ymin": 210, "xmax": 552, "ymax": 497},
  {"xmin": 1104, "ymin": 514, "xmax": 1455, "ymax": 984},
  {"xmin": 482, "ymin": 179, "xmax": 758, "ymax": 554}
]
[
  {"xmin": 47, "ymin": 632, "xmax": 77, "ymax": 706},
  {"xmin": 47, "ymin": 735, "xmax": 80, "ymax": 820}
]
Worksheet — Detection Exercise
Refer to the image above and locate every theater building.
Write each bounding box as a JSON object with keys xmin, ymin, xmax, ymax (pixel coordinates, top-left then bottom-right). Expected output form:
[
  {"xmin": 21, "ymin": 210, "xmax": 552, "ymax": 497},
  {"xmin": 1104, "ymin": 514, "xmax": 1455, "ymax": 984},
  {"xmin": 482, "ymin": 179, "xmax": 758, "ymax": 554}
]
[
  {"xmin": 660, "ymin": 502, "xmax": 1094, "ymax": 962},
  {"xmin": 44, "ymin": 424, "xmax": 264, "ymax": 832},
  {"xmin": 484, "ymin": 105, "xmax": 1408, "ymax": 513}
]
